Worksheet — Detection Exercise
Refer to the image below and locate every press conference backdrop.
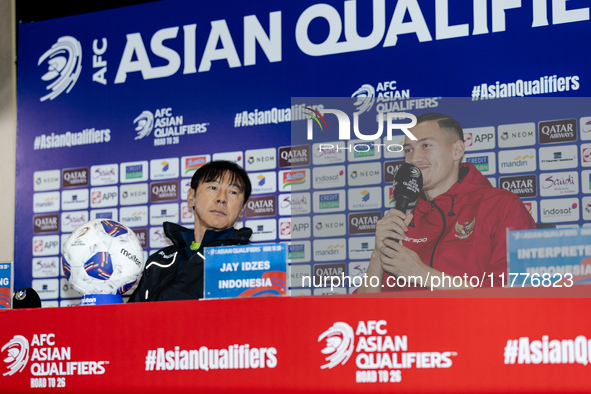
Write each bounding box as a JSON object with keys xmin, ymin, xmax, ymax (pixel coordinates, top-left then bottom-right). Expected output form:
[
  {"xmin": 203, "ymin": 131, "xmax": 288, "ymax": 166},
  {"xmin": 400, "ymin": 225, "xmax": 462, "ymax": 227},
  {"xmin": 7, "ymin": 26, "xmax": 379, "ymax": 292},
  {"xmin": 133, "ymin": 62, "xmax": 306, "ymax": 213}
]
[{"xmin": 16, "ymin": 0, "xmax": 591, "ymax": 304}]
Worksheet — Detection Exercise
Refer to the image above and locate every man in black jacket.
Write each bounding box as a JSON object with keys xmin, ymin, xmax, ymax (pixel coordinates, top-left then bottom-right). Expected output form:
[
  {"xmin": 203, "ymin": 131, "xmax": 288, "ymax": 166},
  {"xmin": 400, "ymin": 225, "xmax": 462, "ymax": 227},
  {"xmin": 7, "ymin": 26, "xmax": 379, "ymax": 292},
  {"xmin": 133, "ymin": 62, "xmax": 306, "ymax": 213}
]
[{"xmin": 129, "ymin": 160, "xmax": 252, "ymax": 302}]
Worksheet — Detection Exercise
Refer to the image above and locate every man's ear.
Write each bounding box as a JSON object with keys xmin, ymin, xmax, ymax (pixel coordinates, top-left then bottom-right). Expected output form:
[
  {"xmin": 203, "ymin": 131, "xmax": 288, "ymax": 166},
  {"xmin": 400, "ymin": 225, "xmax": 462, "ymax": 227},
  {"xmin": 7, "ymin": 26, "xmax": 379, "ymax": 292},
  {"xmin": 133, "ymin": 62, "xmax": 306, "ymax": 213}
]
[
  {"xmin": 452, "ymin": 139, "xmax": 465, "ymax": 161},
  {"xmin": 187, "ymin": 188, "xmax": 196, "ymax": 210}
]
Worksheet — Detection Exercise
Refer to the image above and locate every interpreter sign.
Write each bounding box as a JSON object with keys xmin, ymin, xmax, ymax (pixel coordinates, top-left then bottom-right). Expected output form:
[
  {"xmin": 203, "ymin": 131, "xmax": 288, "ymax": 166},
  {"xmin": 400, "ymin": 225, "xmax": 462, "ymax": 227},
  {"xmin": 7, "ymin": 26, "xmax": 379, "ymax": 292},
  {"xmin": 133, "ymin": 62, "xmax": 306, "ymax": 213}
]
[
  {"xmin": 0, "ymin": 262, "xmax": 13, "ymax": 308},
  {"xmin": 204, "ymin": 243, "xmax": 288, "ymax": 299},
  {"xmin": 507, "ymin": 227, "xmax": 591, "ymax": 287}
]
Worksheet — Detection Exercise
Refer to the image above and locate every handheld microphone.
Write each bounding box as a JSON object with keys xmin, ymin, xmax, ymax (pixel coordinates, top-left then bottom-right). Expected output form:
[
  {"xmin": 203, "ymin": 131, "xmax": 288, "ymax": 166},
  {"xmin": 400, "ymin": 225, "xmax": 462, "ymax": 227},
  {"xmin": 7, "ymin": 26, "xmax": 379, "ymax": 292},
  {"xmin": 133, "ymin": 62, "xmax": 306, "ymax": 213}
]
[
  {"xmin": 392, "ymin": 163, "xmax": 423, "ymax": 213},
  {"xmin": 12, "ymin": 287, "xmax": 42, "ymax": 309}
]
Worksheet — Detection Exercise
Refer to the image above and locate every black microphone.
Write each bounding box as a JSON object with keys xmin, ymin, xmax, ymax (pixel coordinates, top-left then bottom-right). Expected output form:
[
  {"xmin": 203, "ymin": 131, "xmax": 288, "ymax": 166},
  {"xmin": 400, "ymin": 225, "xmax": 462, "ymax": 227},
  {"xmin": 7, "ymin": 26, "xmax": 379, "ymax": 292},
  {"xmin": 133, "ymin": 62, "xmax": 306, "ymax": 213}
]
[
  {"xmin": 393, "ymin": 163, "xmax": 423, "ymax": 213},
  {"xmin": 13, "ymin": 287, "xmax": 42, "ymax": 309}
]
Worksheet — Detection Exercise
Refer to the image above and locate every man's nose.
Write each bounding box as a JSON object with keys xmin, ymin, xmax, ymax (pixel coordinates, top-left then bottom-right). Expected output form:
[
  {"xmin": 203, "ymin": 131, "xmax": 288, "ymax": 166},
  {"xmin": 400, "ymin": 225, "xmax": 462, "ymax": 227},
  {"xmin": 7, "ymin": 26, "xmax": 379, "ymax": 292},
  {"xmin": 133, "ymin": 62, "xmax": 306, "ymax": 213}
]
[
  {"xmin": 215, "ymin": 190, "xmax": 227, "ymax": 204},
  {"xmin": 408, "ymin": 150, "xmax": 422, "ymax": 165}
]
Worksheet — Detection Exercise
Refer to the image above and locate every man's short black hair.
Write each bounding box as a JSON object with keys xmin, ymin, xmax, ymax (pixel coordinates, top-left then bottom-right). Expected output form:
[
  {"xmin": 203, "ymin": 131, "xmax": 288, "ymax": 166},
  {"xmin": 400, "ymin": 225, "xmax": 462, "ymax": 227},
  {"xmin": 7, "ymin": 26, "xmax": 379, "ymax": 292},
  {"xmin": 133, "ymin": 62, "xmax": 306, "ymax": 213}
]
[
  {"xmin": 190, "ymin": 160, "xmax": 251, "ymax": 204},
  {"xmin": 416, "ymin": 113, "xmax": 463, "ymax": 141}
]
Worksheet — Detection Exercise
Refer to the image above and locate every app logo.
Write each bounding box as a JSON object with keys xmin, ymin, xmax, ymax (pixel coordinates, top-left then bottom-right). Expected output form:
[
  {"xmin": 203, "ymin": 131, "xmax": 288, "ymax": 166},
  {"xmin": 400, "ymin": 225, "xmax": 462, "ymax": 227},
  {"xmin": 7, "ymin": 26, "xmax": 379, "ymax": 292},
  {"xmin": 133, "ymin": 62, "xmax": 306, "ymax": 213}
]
[
  {"xmin": 463, "ymin": 127, "xmax": 495, "ymax": 151},
  {"xmin": 280, "ymin": 221, "xmax": 291, "ymax": 236},
  {"xmin": 291, "ymin": 217, "xmax": 311, "ymax": 239},
  {"xmin": 38, "ymin": 36, "xmax": 82, "ymax": 101},
  {"xmin": 464, "ymin": 133, "xmax": 473, "ymax": 146}
]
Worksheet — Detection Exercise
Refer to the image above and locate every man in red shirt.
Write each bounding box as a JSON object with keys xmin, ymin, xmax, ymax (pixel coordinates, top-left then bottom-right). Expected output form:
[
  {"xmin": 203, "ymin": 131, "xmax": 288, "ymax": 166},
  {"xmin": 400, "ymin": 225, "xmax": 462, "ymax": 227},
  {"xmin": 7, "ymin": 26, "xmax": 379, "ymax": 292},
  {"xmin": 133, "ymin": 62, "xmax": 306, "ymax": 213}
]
[{"xmin": 358, "ymin": 113, "xmax": 536, "ymax": 292}]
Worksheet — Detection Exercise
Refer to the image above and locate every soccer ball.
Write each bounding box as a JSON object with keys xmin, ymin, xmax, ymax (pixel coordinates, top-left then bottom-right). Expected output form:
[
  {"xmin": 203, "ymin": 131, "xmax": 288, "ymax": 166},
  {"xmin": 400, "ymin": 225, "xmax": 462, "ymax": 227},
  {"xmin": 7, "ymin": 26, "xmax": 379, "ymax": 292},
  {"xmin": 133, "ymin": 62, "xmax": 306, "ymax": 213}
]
[{"xmin": 61, "ymin": 219, "xmax": 145, "ymax": 296}]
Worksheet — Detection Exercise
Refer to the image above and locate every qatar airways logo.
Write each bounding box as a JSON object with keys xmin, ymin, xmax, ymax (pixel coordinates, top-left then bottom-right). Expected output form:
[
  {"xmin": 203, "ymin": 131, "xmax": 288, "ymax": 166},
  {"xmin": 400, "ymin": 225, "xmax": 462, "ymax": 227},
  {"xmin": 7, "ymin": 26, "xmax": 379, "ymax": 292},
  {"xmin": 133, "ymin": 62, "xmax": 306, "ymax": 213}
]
[{"xmin": 38, "ymin": 36, "xmax": 82, "ymax": 101}]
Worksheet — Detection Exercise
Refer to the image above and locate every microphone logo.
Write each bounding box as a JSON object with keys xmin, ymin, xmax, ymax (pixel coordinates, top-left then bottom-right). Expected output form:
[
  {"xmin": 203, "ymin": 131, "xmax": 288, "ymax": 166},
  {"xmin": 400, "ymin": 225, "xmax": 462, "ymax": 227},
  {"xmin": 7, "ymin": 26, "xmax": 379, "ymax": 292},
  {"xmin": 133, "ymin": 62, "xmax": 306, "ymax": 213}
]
[
  {"xmin": 318, "ymin": 322, "xmax": 355, "ymax": 369},
  {"xmin": 38, "ymin": 36, "xmax": 82, "ymax": 102},
  {"xmin": 2, "ymin": 335, "xmax": 29, "ymax": 376}
]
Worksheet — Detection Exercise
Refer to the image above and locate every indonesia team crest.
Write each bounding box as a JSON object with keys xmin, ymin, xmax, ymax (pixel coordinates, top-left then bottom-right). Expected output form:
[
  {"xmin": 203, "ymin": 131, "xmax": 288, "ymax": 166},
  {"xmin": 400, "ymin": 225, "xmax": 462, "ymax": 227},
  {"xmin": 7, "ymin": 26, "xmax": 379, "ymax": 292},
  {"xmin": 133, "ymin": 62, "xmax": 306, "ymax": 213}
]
[{"xmin": 454, "ymin": 218, "xmax": 476, "ymax": 239}]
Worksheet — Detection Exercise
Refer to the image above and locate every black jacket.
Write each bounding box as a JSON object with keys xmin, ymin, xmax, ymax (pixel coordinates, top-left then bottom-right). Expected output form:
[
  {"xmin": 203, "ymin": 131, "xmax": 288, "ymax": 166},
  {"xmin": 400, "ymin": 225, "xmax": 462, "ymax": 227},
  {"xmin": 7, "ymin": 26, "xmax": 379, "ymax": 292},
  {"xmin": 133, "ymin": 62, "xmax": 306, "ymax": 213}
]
[{"xmin": 128, "ymin": 222, "xmax": 252, "ymax": 302}]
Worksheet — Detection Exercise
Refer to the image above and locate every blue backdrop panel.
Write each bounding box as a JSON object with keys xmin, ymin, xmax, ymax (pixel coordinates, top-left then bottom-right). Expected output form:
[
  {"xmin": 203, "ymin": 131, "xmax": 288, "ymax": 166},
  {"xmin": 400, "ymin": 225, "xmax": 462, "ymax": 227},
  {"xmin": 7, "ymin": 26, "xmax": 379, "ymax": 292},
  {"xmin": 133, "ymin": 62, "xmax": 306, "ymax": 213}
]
[{"xmin": 16, "ymin": 0, "xmax": 591, "ymax": 303}]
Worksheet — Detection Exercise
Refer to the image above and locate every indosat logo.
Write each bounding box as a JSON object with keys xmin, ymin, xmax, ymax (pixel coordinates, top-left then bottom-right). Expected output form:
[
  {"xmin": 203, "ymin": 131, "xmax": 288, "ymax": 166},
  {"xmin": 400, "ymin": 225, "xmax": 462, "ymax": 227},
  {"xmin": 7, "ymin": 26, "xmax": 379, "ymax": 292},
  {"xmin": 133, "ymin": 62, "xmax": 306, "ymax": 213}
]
[
  {"xmin": 304, "ymin": 108, "xmax": 416, "ymax": 154},
  {"xmin": 318, "ymin": 320, "xmax": 456, "ymax": 383},
  {"xmin": 38, "ymin": 36, "xmax": 82, "ymax": 101}
]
